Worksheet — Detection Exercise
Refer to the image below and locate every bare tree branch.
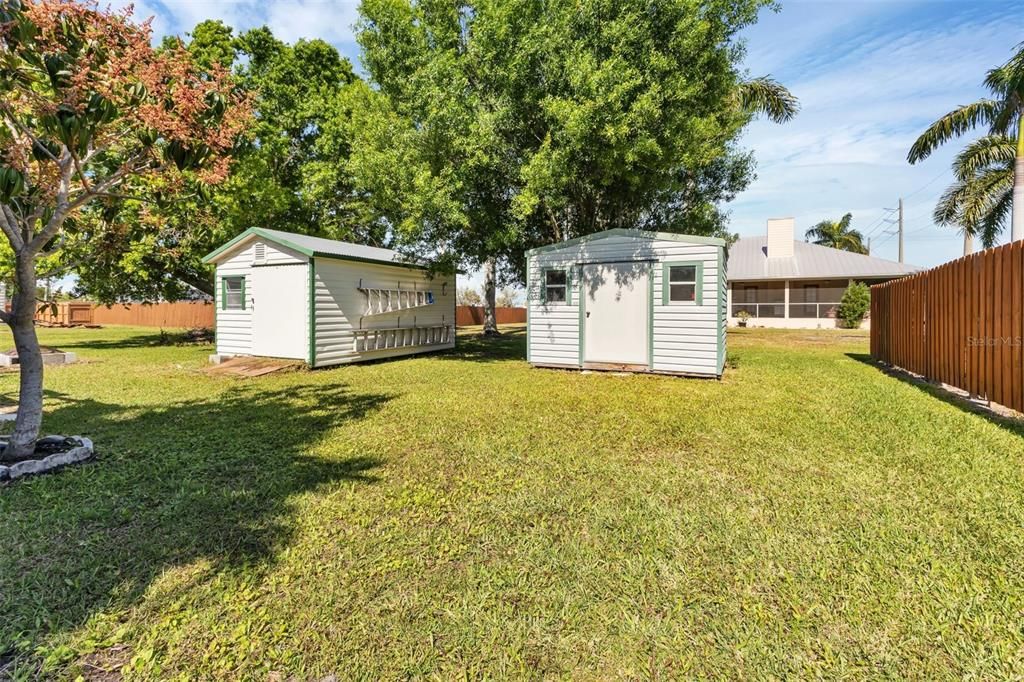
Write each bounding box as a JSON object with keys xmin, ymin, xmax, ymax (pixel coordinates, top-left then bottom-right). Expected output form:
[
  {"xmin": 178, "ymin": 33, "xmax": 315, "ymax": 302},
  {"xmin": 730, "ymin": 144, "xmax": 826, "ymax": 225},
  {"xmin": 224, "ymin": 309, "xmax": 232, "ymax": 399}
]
[{"xmin": 0, "ymin": 203, "xmax": 25, "ymax": 251}]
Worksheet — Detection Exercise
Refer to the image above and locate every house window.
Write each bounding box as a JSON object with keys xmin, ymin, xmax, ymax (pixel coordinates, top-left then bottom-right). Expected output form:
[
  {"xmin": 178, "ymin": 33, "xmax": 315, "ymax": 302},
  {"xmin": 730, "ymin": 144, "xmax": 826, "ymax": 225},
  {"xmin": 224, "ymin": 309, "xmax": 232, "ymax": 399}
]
[
  {"xmin": 668, "ymin": 264, "xmax": 697, "ymax": 302},
  {"xmin": 543, "ymin": 269, "xmax": 568, "ymax": 304},
  {"xmin": 222, "ymin": 276, "xmax": 245, "ymax": 310},
  {"xmin": 805, "ymin": 284, "xmax": 818, "ymax": 303}
]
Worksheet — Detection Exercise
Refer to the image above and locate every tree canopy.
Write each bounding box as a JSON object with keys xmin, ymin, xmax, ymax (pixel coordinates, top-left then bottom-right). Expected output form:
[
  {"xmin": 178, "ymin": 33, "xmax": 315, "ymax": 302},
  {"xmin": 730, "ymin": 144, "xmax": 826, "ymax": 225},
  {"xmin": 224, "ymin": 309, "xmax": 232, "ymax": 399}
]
[
  {"xmin": 352, "ymin": 0, "xmax": 796, "ymax": 286},
  {"xmin": 67, "ymin": 21, "xmax": 372, "ymax": 302}
]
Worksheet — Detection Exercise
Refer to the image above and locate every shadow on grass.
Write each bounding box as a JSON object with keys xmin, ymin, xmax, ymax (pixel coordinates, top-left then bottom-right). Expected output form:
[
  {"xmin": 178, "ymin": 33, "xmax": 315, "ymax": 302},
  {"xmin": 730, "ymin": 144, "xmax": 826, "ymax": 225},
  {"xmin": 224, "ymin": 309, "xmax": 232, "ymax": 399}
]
[
  {"xmin": 0, "ymin": 382, "xmax": 392, "ymax": 668},
  {"xmin": 445, "ymin": 326, "xmax": 527, "ymax": 363},
  {"xmin": 847, "ymin": 352, "xmax": 1024, "ymax": 438},
  {"xmin": 55, "ymin": 330, "xmax": 212, "ymax": 350}
]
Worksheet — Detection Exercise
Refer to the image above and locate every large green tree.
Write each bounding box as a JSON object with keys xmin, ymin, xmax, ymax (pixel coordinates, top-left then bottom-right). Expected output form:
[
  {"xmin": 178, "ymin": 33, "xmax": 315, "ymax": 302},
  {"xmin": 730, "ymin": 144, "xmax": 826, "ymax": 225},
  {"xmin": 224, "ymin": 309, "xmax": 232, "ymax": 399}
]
[
  {"xmin": 908, "ymin": 41, "xmax": 1024, "ymax": 243},
  {"xmin": 353, "ymin": 0, "xmax": 797, "ymax": 333},
  {"xmin": 67, "ymin": 21, "xmax": 374, "ymax": 302}
]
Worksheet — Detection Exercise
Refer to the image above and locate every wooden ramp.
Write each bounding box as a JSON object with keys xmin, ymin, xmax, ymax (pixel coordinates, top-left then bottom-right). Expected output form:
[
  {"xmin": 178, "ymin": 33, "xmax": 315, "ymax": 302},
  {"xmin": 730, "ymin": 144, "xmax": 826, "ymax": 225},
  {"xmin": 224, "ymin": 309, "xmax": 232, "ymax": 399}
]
[{"xmin": 205, "ymin": 357, "xmax": 302, "ymax": 377}]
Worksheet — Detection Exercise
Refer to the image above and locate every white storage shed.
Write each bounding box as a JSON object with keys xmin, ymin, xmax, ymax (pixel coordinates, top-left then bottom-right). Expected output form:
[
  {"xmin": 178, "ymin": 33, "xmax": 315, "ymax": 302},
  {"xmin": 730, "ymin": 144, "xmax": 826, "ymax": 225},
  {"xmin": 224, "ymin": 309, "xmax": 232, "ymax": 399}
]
[
  {"xmin": 526, "ymin": 228, "xmax": 726, "ymax": 378},
  {"xmin": 202, "ymin": 227, "xmax": 455, "ymax": 367}
]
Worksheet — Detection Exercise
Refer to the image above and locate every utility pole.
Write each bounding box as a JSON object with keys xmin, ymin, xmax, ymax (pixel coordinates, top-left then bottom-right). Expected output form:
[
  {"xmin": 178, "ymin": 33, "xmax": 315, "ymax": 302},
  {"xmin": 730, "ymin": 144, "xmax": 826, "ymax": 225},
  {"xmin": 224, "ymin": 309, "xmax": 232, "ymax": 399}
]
[{"xmin": 898, "ymin": 197, "xmax": 904, "ymax": 264}]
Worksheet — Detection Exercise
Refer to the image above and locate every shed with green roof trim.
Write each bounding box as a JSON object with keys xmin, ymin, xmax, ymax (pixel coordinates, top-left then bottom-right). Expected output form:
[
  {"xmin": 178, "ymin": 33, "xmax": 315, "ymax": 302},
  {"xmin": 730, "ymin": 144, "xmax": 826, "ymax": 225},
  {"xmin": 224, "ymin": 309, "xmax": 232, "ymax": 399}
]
[
  {"xmin": 202, "ymin": 228, "xmax": 456, "ymax": 368},
  {"xmin": 526, "ymin": 228, "xmax": 726, "ymax": 378}
]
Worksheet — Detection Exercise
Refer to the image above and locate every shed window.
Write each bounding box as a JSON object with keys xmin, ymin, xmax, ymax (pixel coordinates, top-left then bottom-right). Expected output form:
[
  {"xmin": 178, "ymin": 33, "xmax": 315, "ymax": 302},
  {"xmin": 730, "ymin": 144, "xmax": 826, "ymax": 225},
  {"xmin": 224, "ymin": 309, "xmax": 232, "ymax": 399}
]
[
  {"xmin": 222, "ymin": 276, "xmax": 245, "ymax": 310},
  {"xmin": 668, "ymin": 265, "xmax": 697, "ymax": 302},
  {"xmin": 543, "ymin": 269, "xmax": 568, "ymax": 304}
]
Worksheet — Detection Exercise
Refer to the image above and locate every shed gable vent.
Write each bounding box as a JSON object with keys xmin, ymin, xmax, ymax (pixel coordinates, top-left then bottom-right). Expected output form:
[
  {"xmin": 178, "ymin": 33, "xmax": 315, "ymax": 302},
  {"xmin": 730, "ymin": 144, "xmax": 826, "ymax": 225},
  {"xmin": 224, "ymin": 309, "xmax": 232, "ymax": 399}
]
[{"xmin": 254, "ymin": 242, "xmax": 266, "ymax": 263}]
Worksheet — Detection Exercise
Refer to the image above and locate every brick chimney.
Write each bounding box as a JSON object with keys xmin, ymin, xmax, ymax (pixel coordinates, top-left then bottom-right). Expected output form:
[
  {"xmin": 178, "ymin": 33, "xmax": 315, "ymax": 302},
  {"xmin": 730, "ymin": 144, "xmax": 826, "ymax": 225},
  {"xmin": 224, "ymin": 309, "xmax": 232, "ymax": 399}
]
[{"xmin": 766, "ymin": 217, "xmax": 795, "ymax": 258}]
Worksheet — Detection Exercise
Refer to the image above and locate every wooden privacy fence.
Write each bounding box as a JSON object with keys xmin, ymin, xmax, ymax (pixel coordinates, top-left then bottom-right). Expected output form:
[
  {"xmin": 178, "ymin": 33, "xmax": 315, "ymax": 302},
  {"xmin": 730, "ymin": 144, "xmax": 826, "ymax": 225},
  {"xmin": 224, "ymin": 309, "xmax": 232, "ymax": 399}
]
[
  {"xmin": 36, "ymin": 301, "xmax": 215, "ymax": 328},
  {"xmin": 870, "ymin": 241, "xmax": 1024, "ymax": 413},
  {"xmin": 456, "ymin": 305, "xmax": 526, "ymax": 326}
]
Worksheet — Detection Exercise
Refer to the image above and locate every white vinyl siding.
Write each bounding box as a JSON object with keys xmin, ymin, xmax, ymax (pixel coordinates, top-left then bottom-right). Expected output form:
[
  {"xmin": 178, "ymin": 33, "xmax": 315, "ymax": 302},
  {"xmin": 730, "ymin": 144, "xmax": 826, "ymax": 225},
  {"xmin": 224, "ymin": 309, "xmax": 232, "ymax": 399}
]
[
  {"xmin": 312, "ymin": 258, "xmax": 456, "ymax": 367},
  {"xmin": 527, "ymin": 232, "xmax": 724, "ymax": 378}
]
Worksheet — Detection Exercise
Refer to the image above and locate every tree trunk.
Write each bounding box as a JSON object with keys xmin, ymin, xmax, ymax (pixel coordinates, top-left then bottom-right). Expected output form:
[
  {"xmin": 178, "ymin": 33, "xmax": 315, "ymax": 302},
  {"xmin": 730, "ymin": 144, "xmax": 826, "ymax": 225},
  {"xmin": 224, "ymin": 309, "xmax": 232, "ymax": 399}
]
[
  {"xmin": 1013, "ymin": 125, "xmax": 1024, "ymax": 242},
  {"xmin": 2, "ymin": 254, "xmax": 44, "ymax": 462},
  {"xmin": 963, "ymin": 231, "xmax": 974, "ymax": 256},
  {"xmin": 482, "ymin": 256, "xmax": 500, "ymax": 336}
]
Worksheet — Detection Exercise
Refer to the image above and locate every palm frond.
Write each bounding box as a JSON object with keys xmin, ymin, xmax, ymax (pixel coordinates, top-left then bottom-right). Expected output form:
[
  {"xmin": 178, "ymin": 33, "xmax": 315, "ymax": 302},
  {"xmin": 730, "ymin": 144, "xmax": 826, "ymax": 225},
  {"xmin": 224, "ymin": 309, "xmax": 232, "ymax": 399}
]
[
  {"xmin": 952, "ymin": 166, "xmax": 1013, "ymax": 232},
  {"xmin": 907, "ymin": 99, "xmax": 1002, "ymax": 163},
  {"xmin": 933, "ymin": 179, "xmax": 969, "ymax": 227},
  {"xmin": 977, "ymin": 186, "xmax": 1013, "ymax": 247},
  {"xmin": 952, "ymin": 134, "xmax": 1015, "ymax": 181},
  {"xmin": 804, "ymin": 215, "xmax": 865, "ymax": 252},
  {"xmin": 739, "ymin": 76, "xmax": 800, "ymax": 124},
  {"xmin": 984, "ymin": 42, "xmax": 1024, "ymax": 103},
  {"xmin": 804, "ymin": 221, "xmax": 834, "ymax": 242}
]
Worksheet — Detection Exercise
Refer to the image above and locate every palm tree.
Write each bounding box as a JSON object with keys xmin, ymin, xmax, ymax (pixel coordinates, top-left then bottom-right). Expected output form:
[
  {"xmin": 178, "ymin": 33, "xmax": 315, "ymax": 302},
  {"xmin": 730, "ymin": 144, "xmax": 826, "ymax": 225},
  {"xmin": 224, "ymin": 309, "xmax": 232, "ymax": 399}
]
[
  {"xmin": 738, "ymin": 76, "xmax": 800, "ymax": 123},
  {"xmin": 933, "ymin": 134, "xmax": 1014, "ymax": 252},
  {"xmin": 805, "ymin": 213, "xmax": 868, "ymax": 254},
  {"xmin": 908, "ymin": 42, "xmax": 1024, "ymax": 242}
]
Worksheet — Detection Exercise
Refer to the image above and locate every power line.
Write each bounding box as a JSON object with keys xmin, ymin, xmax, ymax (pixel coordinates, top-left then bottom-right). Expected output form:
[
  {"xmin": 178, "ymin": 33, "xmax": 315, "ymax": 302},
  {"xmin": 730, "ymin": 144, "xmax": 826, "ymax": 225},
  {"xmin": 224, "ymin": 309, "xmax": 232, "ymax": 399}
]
[{"xmin": 903, "ymin": 167, "xmax": 951, "ymax": 201}]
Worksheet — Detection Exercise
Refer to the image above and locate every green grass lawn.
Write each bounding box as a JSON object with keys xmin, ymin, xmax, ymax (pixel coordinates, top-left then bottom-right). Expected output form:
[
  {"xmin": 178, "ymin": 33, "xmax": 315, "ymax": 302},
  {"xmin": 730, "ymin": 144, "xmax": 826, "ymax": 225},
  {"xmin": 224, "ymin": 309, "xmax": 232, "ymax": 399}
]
[{"xmin": 1, "ymin": 325, "xmax": 1023, "ymax": 679}]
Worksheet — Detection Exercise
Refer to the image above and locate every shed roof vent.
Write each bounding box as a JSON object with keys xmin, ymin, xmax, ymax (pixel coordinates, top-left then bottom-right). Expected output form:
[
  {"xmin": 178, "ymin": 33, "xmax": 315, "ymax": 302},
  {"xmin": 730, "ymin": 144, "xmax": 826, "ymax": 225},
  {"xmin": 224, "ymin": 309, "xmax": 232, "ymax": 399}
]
[{"xmin": 254, "ymin": 242, "xmax": 266, "ymax": 263}]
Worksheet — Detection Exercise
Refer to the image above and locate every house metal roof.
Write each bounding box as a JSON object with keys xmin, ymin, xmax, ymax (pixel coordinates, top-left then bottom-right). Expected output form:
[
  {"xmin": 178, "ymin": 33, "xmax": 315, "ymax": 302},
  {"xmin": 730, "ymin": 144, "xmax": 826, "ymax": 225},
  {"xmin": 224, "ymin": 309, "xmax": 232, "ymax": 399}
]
[
  {"xmin": 202, "ymin": 227, "xmax": 426, "ymax": 268},
  {"xmin": 726, "ymin": 236, "xmax": 922, "ymax": 281}
]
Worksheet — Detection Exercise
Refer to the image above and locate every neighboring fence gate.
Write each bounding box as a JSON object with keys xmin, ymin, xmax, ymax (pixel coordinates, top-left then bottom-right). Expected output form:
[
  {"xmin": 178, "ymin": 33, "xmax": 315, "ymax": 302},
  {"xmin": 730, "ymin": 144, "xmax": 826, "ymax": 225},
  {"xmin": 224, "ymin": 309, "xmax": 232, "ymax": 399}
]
[{"xmin": 870, "ymin": 241, "xmax": 1023, "ymax": 413}]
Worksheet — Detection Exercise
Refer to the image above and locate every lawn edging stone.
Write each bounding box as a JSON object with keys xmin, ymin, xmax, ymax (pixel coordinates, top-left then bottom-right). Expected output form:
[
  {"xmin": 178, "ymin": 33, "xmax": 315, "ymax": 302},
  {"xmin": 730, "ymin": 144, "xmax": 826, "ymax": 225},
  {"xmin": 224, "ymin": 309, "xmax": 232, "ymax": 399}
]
[{"xmin": 0, "ymin": 436, "xmax": 94, "ymax": 481}]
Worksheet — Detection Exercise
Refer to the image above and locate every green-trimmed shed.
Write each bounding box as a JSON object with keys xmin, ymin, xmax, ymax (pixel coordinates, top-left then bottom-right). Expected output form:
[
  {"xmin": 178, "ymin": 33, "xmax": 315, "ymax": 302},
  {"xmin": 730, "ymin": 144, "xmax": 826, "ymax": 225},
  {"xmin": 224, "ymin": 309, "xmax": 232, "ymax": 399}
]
[
  {"xmin": 526, "ymin": 228, "xmax": 727, "ymax": 378},
  {"xmin": 202, "ymin": 228, "xmax": 455, "ymax": 367}
]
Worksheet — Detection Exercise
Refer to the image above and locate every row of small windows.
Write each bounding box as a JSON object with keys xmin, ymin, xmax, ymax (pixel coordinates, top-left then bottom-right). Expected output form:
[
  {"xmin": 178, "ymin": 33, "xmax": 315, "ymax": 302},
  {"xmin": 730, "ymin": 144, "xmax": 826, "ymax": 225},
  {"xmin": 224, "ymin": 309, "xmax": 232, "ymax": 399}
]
[{"xmin": 542, "ymin": 265, "xmax": 698, "ymax": 304}]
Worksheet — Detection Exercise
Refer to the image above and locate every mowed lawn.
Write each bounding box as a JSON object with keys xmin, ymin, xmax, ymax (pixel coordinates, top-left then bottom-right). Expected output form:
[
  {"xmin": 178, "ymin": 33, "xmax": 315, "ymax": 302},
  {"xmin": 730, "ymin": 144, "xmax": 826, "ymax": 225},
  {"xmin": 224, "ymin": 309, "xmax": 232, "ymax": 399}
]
[{"xmin": 1, "ymin": 325, "xmax": 1023, "ymax": 680}]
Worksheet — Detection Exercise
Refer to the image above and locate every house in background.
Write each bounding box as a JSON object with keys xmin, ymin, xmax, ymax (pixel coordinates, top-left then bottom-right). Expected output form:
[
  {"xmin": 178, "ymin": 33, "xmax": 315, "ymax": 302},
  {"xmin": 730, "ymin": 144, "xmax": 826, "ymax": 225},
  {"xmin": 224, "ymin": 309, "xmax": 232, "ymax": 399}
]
[{"xmin": 727, "ymin": 218, "xmax": 921, "ymax": 329}]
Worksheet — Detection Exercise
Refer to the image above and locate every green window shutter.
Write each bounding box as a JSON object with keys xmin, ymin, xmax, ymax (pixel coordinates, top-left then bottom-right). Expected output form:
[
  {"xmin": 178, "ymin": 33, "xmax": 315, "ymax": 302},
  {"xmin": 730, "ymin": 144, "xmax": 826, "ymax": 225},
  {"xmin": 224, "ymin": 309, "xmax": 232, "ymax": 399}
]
[
  {"xmin": 220, "ymin": 277, "xmax": 226, "ymax": 310},
  {"xmin": 240, "ymin": 276, "xmax": 246, "ymax": 311}
]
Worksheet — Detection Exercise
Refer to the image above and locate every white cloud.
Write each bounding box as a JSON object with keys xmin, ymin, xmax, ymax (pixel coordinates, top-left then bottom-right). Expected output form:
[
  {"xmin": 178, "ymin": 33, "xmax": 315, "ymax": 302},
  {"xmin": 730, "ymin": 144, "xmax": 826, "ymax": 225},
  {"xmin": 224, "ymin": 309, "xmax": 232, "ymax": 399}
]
[{"xmin": 265, "ymin": 0, "xmax": 360, "ymax": 47}]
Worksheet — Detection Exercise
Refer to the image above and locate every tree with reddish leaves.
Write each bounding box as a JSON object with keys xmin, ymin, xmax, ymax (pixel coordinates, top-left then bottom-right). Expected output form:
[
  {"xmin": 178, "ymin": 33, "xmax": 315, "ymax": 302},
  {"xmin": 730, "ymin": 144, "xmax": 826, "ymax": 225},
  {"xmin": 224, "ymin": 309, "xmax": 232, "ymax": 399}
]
[{"xmin": 0, "ymin": 0, "xmax": 251, "ymax": 460}]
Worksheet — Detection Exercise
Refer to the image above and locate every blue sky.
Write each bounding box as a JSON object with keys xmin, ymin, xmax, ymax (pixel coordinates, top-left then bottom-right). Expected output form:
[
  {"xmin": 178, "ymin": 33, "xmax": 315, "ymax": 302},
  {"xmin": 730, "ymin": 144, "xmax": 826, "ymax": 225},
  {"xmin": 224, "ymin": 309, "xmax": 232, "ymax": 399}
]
[{"xmin": 121, "ymin": 0, "xmax": 1023, "ymax": 284}]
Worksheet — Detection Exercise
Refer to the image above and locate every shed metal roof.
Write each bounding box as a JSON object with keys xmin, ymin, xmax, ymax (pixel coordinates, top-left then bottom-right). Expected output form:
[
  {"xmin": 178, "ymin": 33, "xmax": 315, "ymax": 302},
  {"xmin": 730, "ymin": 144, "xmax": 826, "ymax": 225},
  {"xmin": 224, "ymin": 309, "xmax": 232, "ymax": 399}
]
[
  {"xmin": 202, "ymin": 227, "xmax": 426, "ymax": 268},
  {"xmin": 526, "ymin": 228, "xmax": 725, "ymax": 255},
  {"xmin": 726, "ymin": 236, "xmax": 922, "ymax": 281}
]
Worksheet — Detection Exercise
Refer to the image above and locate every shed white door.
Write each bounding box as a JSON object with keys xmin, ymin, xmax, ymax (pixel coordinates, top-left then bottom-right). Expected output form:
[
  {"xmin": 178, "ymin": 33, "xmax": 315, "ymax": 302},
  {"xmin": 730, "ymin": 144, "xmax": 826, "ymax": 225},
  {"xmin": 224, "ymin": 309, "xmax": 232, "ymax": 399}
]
[
  {"xmin": 251, "ymin": 264, "xmax": 308, "ymax": 359},
  {"xmin": 582, "ymin": 262, "xmax": 649, "ymax": 365}
]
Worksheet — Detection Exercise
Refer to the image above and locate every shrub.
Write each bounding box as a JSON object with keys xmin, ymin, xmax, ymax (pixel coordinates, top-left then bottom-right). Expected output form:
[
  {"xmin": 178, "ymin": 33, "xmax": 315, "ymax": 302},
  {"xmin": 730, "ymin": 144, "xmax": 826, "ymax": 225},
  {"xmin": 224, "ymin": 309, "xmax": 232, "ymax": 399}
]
[{"xmin": 837, "ymin": 282, "xmax": 871, "ymax": 328}]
